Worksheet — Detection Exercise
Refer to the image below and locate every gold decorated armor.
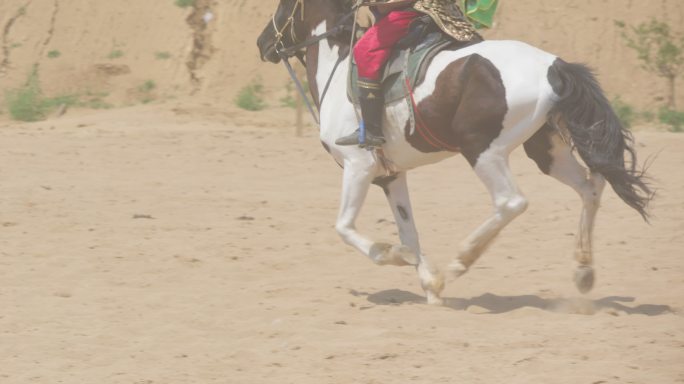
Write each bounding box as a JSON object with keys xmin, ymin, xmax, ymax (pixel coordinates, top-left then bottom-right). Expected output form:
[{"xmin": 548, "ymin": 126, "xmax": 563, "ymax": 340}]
[
  {"xmin": 358, "ymin": 0, "xmax": 477, "ymax": 42},
  {"xmin": 411, "ymin": 0, "xmax": 477, "ymax": 42}
]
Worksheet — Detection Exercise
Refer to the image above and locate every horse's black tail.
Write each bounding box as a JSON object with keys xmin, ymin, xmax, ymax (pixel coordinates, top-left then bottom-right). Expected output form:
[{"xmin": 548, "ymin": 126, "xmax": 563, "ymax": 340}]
[{"xmin": 547, "ymin": 59, "xmax": 653, "ymax": 221}]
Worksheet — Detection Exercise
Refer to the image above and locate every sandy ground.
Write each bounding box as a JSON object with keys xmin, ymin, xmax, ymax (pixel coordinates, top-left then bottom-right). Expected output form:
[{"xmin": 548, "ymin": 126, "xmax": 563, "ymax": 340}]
[
  {"xmin": 1, "ymin": 104, "xmax": 683, "ymax": 383},
  {"xmin": 1, "ymin": 1, "xmax": 684, "ymax": 382}
]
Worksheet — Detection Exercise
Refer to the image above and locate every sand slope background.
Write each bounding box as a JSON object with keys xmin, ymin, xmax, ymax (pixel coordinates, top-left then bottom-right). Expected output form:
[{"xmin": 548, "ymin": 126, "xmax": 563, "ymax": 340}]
[
  {"xmin": 1, "ymin": 1, "xmax": 683, "ymax": 383},
  {"xmin": 1, "ymin": 0, "xmax": 683, "ymax": 110}
]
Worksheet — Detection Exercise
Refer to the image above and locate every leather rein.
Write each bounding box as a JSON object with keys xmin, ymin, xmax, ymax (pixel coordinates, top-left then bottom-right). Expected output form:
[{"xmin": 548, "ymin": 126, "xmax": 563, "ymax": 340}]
[{"xmin": 270, "ymin": 0, "xmax": 359, "ymax": 125}]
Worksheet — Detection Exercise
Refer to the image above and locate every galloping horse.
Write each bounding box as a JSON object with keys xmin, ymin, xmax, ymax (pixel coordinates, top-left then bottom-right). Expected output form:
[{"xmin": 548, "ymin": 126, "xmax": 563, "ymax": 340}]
[{"xmin": 256, "ymin": 0, "xmax": 652, "ymax": 305}]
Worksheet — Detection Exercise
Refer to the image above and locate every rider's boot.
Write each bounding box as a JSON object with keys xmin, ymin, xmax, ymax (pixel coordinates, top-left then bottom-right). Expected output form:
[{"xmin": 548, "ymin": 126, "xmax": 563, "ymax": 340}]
[{"xmin": 335, "ymin": 78, "xmax": 386, "ymax": 148}]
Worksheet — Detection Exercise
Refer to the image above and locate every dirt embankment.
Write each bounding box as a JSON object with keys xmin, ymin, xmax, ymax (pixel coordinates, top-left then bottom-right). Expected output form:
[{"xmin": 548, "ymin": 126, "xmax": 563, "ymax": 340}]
[
  {"xmin": 0, "ymin": 0, "xmax": 281, "ymax": 108},
  {"xmin": 0, "ymin": 0, "xmax": 683, "ymax": 113}
]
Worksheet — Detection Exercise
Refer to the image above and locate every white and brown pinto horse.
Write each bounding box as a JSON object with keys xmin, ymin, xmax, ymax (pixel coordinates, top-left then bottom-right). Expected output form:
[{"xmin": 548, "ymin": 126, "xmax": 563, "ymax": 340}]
[{"xmin": 257, "ymin": 0, "xmax": 652, "ymax": 305}]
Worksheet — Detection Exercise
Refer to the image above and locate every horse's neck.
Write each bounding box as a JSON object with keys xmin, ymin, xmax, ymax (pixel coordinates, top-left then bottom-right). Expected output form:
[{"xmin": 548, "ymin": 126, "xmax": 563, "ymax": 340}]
[{"xmin": 307, "ymin": 21, "xmax": 349, "ymax": 106}]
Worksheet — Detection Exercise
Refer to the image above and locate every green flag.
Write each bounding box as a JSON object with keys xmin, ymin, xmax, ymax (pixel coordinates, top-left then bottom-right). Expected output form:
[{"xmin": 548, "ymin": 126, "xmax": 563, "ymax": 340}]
[{"xmin": 462, "ymin": 0, "xmax": 499, "ymax": 29}]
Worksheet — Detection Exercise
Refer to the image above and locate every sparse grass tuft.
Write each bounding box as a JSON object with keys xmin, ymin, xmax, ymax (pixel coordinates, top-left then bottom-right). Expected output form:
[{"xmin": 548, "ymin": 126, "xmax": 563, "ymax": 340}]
[
  {"xmin": 108, "ymin": 49, "xmax": 124, "ymax": 59},
  {"xmin": 658, "ymin": 107, "xmax": 684, "ymax": 132},
  {"xmin": 135, "ymin": 81, "xmax": 157, "ymax": 104},
  {"xmin": 4, "ymin": 67, "xmax": 115, "ymax": 121},
  {"xmin": 235, "ymin": 78, "xmax": 266, "ymax": 111},
  {"xmin": 82, "ymin": 92, "xmax": 113, "ymax": 109},
  {"xmin": 42, "ymin": 94, "xmax": 79, "ymax": 110},
  {"xmin": 279, "ymin": 81, "xmax": 313, "ymax": 108},
  {"xmin": 640, "ymin": 110, "xmax": 655, "ymax": 122},
  {"xmin": 138, "ymin": 80, "xmax": 157, "ymax": 93},
  {"xmin": 280, "ymin": 82, "xmax": 296, "ymax": 108},
  {"xmin": 611, "ymin": 96, "xmax": 636, "ymax": 129},
  {"xmin": 174, "ymin": 0, "xmax": 195, "ymax": 8},
  {"xmin": 47, "ymin": 50, "xmax": 61, "ymax": 58},
  {"xmin": 280, "ymin": 94, "xmax": 296, "ymax": 109},
  {"xmin": 155, "ymin": 51, "xmax": 172, "ymax": 60},
  {"xmin": 87, "ymin": 99, "xmax": 113, "ymax": 109}
]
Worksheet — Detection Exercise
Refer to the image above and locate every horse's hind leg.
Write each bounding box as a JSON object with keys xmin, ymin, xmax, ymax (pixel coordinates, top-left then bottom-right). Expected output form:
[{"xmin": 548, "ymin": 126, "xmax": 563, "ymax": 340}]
[
  {"xmin": 524, "ymin": 124, "xmax": 606, "ymax": 293},
  {"xmin": 377, "ymin": 172, "xmax": 445, "ymax": 305},
  {"xmin": 448, "ymin": 149, "xmax": 529, "ymax": 277}
]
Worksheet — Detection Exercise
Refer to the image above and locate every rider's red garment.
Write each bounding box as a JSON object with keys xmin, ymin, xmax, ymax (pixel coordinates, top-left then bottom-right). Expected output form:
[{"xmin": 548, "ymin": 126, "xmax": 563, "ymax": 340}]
[{"xmin": 354, "ymin": 10, "xmax": 421, "ymax": 80}]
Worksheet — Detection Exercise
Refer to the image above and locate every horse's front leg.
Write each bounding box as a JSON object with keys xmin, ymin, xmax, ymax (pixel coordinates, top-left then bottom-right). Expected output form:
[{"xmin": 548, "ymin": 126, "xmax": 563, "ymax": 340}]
[
  {"xmin": 335, "ymin": 159, "xmax": 417, "ymax": 267},
  {"xmin": 378, "ymin": 172, "xmax": 445, "ymax": 305}
]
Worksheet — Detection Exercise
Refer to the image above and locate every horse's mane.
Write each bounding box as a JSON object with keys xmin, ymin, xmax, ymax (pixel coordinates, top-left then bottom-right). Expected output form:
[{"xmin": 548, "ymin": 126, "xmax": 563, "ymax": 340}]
[
  {"xmin": 337, "ymin": 0, "xmax": 355, "ymax": 12},
  {"xmin": 324, "ymin": 0, "xmax": 356, "ymax": 47}
]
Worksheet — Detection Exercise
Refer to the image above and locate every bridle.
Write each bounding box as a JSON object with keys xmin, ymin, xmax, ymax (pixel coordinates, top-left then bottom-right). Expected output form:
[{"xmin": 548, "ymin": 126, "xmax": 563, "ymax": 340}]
[
  {"xmin": 268, "ymin": 0, "xmax": 360, "ymax": 125},
  {"xmin": 270, "ymin": 0, "xmax": 358, "ymax": 60},
  {"xmin": 271, "ymin": 0, "xmax": 305, "ymax": 58}
]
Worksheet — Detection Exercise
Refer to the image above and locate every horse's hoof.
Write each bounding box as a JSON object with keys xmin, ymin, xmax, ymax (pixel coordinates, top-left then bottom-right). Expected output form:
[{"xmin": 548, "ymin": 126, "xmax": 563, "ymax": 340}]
[
  {"xmin": 370, "ymin": 243, "xmax": 418, "ymax": 266},
  {"xmin": 574, "ymin": 265, "xmax": 595, "ymax": 294},
  {"xmin": 419, "ymin": 263, "xmax": 445, "ymax": 293},
  {"xmin": 426, "ymin": 292, "xmax": 444, "ymax": 306},
  {"xmin": 447, "ymin": 260, "xmax": 469, "ymax": 277}
]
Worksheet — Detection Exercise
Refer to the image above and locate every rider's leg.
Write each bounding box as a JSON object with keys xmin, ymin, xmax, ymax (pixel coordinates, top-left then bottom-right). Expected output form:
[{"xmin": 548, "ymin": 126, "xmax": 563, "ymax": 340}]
[{"xmin": 335, "ymin": 10, "xmax": 420, "ymax": 148}]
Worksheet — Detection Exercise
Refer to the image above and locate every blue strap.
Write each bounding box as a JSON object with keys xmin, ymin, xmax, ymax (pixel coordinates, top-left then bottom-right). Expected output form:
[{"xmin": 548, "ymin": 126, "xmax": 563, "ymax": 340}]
[{"xmin": 359, "ymin": 120, "xmax": 366, "ymax": 145}]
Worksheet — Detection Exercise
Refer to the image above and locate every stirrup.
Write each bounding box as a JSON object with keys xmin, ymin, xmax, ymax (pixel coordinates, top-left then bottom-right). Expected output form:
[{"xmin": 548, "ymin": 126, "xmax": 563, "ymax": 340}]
[{"xmin": 335, "ymin": 129, "xmax": 385, "ymax": 148}]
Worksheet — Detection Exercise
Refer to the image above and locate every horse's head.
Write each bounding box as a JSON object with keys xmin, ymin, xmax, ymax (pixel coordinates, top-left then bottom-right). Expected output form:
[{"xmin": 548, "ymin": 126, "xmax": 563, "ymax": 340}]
[
  {"xmin": 257, "ymin": 0, "xmax": 309, "ymax": 63},
  {"xmin": 257, "ymin": 0, "xmax": 354, "ymax": 63}
]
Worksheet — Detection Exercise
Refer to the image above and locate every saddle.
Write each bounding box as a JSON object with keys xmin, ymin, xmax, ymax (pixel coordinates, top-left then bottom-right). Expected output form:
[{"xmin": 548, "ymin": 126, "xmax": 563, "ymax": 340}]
[{"xmin": 348, "ymin": 16, "xmax": 474, "ymax": 105}]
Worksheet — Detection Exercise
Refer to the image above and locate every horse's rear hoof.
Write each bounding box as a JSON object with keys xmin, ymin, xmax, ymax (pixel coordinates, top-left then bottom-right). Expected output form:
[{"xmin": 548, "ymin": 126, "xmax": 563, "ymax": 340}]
[
  {"xmin": 426, "ymin": 292, "xmax": 444, "ymax": 306},
  {"xmin": 574, "ymin": 266, "xmax": 595, "ymax": 294}
]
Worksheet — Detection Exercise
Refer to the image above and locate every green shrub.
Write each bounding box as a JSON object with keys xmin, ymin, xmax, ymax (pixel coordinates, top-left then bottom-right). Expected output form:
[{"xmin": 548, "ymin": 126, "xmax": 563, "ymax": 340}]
[
  {"xmin": 42, "ymin": 94, "xmax": 79, "ymax": 109},
  {"xmin": 280, "ymin": 94, "xmax": 296, "ymax": 108},
  {"xmin": 611, "ymin": 96, "xmax": 636, "ymax": 128},
  {"xmin": 138, "ymin": 80, "xmax": 157, "ymax": 93},
  {"xmin": 84, "ymin": 95, "xmax": 113, "ymax": 109},
  {"xmin": 280, "ymin": 82, "xmax": 296, "ymax": 108},
  {"xmin": 5, "ymin": 67, "xmax": 47, "ymax": 121},
  {"xmin": 174, "ymin": 0, "xmax": 194, "ymax": 8},
  {"xmin": 640, "ymin": 110, "xmax": 655, "ymax": 122},
  {"xmin": 47, "ymin": 50, "xmax": 61, "ymax": 58},
  {"xmin": 155, "ymin": 51, "xmax": 172, "ymax": 60},
  {"xmin": 616, "ymin": 19, "xmax": 684, "ymax": 110},
  {"xmin": 87, "ymin": 100, "xmax": 113, "ymax": 109},
  {"xmin": 658, "ymin": 107, "xmax": 684, "ymax": 132},
  {"xmin": 108, "ymin": 49, "xmax": 124, "ymax": 59},
  {"xmin": 6, "ymin": 85, "xmax": 45, "ymax": 121},
  {"xmin": 279, "ymin": 81, "xmax": 314, "ymax": 109},
  {"xmin": 235, "ymin": 79, "xmax": 266, "ymax": 111},
  {"xmin": 4, "ymin": 67, "xmax": 115, "ymax": 121}
]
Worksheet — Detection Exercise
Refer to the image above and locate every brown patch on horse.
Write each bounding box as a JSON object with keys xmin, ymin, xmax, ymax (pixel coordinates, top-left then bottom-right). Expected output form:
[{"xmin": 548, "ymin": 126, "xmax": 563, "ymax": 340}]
[
  {"xmin": 407, "ymin": 54, "xmax": 508, "ymax": 166},
  {"xmin": 523, "ymin": 123, "xmax": 554, "ymax": 175}
]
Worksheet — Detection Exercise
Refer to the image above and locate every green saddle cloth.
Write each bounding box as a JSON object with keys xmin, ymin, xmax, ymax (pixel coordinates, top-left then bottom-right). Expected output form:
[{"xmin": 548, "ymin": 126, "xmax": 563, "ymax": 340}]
[{"xmin": 348, "ymin": 32, "xmax": 455, "ymax": 106}]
